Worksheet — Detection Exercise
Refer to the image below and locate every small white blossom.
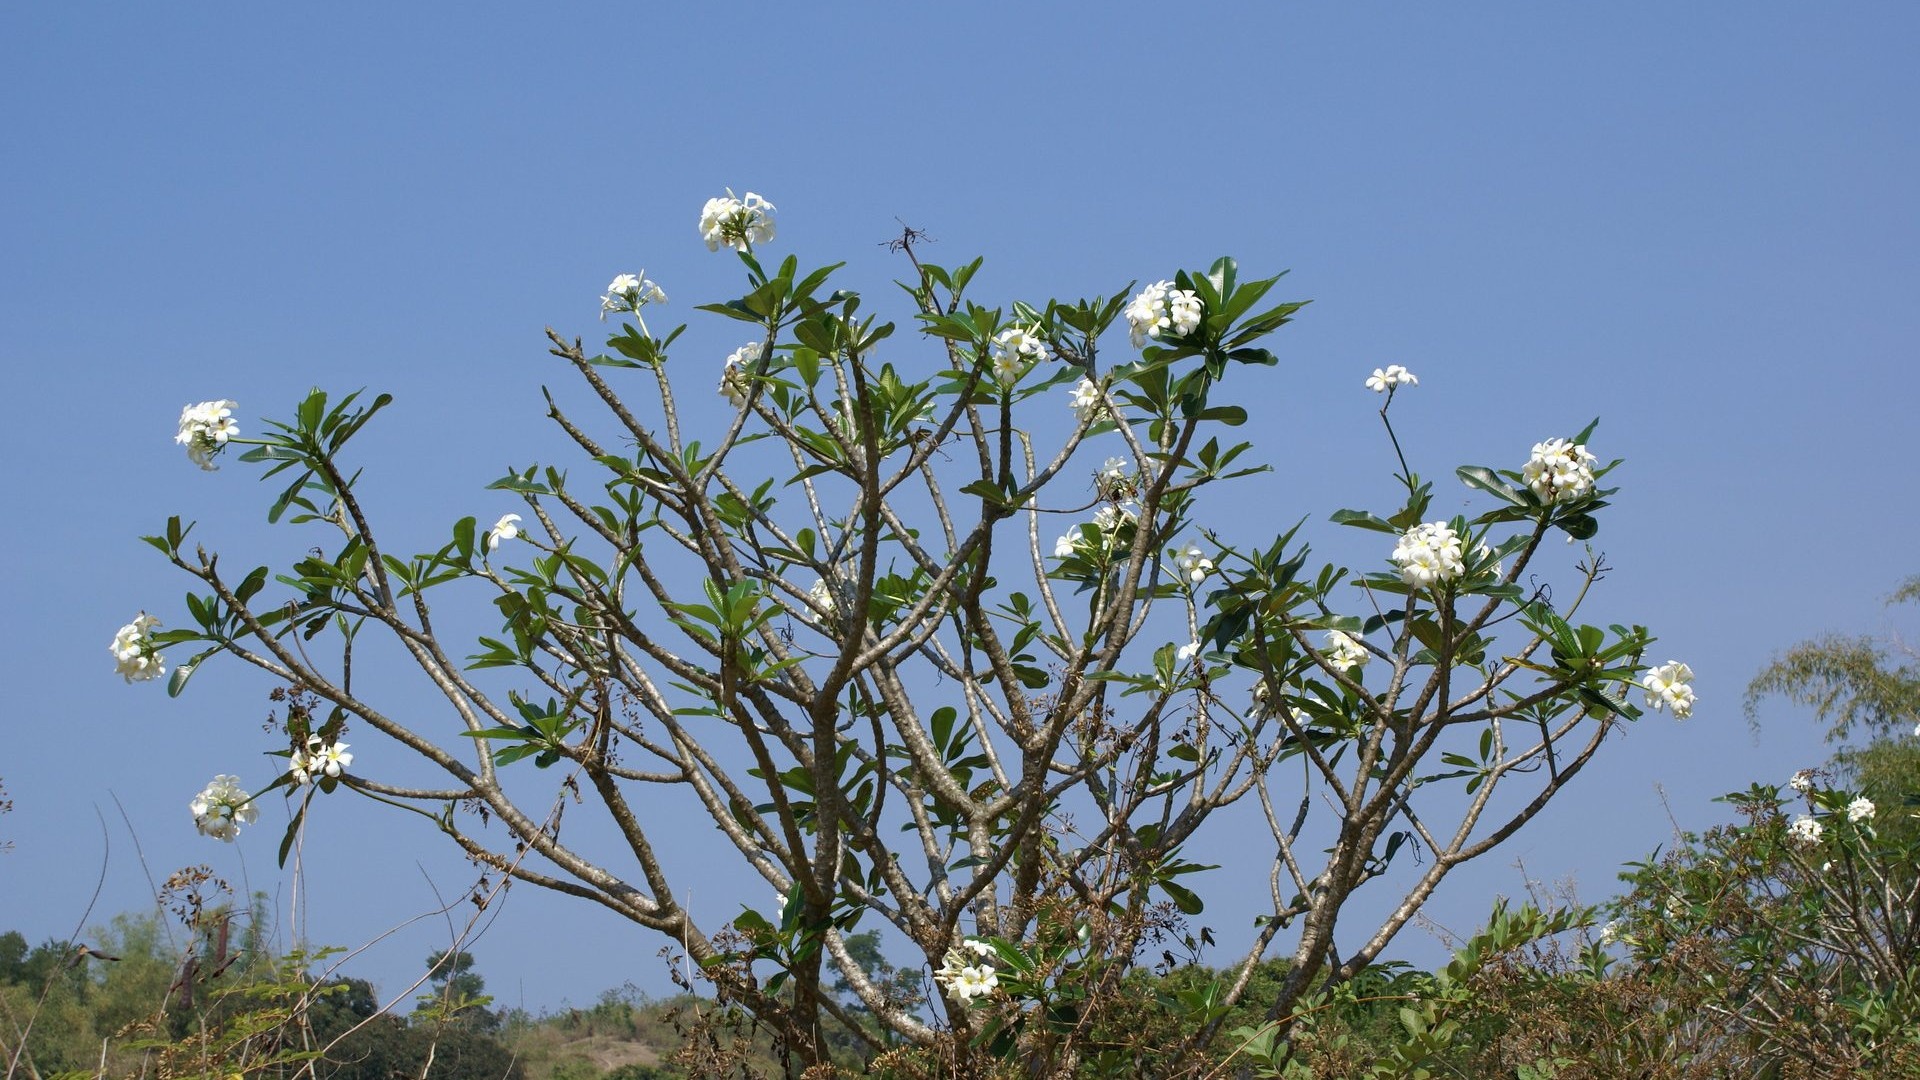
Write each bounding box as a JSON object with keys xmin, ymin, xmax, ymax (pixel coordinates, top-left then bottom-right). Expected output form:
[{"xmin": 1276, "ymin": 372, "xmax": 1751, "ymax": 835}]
[
  {"xmin": 1391, "ymin": 522, "xmax": 1467, "ymax": 588},
  {"xmin": 1598, "ymin": 919, "xmax": 1621, "ymax": 946},
  {"xmin": 1522, "ymin": 438, "xmax": 1600, "ymax": 504},
  {"xmin": 599, "ymin": 271, "xmax": 668, "ymax": 332},
  {"xmin": 1846, "ymin": 797, "xmax": 1875, "ymax": 822},
  {"xmin": 1364, "ymin": 365, "xmax": 1418, "ymax": 393},
  {"xmin": 175, "ymin": 400, "xmax": 240, "ymax": 470},
  {"xmin": 1249, "ymin": 682, "xmax": 1303, "ymax": 722},
  {"xmin": 1642, "ymin": 661, "xmax": 1696, "ymax": 720},
  {"xmin": 1789, "ymin": 770, "xmax": 1814, "ymax": 794},
  {"xmin": 1055, "ymin": 505, "xmax": 1136, "ymax": 561},
  {"xmin": 699, "ymin": 189, "xmax": 777, "ymax": 252},
  {"xmin": 719, "ymin": 342, "xmax": 765, "ymax": 406},
  {"xmin": 110, "ymin": 613, "xmax": 165, "ymax": 683},
  {"xmin": 945, "ymin": 963, "xmax": 998, "ymax": 1002},
  {"xmin": 1324, "ymin": 630, "xmax": 1369, "ymax": 670},
  {"xmin": 289, "ymin": 736, "xmax": 353, "ymax": 785},
  {"xmin": 486, "ymin": 514, "xmax": 523, "ymax": 552},
  {"xmin": 1096, "ymin": 457, "xmax": 1134, "ymax": 500},
  {"xmin": 189, "ymin": 775, "xmax": 258, "ymax": 842},
  {"xmin": 1175, "ymin": 641, "xmax": 1201, "ymax": 664},
  {"xmin": 935, "ymin": 941, "xmax": 1001, "ymax": 1003},
  {"xmin": 990, "ymin": 326, "xmax": 1048, "ymax": 383},
  {"xmin": 1125, "ymin": 281, "xmax": 1204, "ymax": 349},
  {"xmin": 1786, "ymin": 814, "xmax": 1824, "ymax": 845},
  {"xmin": 1174, "ymin": 543, "xmax": 1214, "ymax": 584},
  {"xmin": 807, "ymin": 576, "xmax": 836, "ymax": 618},
  {"xmin": 1068, "ymin": 377, "xmax": 1105, "ymax": 422}
]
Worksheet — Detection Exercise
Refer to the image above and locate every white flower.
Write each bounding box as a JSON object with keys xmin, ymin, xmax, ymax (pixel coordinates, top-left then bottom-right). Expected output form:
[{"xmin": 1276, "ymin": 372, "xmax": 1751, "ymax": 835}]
[
  {"xmin": 1176, "ymin": 641, "xmax": 1201, "ymax": 664},
  {"xmin": 599, "ymin": 271, "xmax": 668, "ymax": 332},
  {"xmin": 699, "ymin": 189, "xmax": 777, "ymax": 252},
  {"xmin": 1067, "ymin": 377, "xmax": 1105, "ymax": 422},
  {"xmin": 990, "ymin": 326, "xmax": 1048, "ymax": 383},
  {"xmin": 935, "ymin": 942, "xmax": 1000, "ymax": 1003},
  {"xmin": 1642, "ymin": 661, "xmax": 1696, "ymax": 720},
  {"xmin": 189, "ymin": 775, "xmax": 258, "ymax": 842},
  {"xmin": 486, "ymin": 514, "xmax": 523, "ymax": 552},
  {"xmin": 290, "ymin": 736, "xmax": 353, "ymax": 785},
  {"xmin": 1096, "ymin": 457, "xmax": 1134, "ymax": 500},
  {"xmin": 1364, "ymin": 365, "xmax": 1418, "ymax": 393},
  {"xmin": 1598, "ymin": 919, "xmax": 1621, "ymax": 946},
  {"xmin": 719, "ymin": 342, "xmax": 765, "ymax": 407},
  {"xmin": 1786, "ymin": 814, "xmax": 1824, "ymax": 845},
  {"xmin": 1324, "ymin": 630, "xmax": 1369, "ymax": 670},
  {"xmin": 1522, "ymin": 438, "xmax": 1599, "ymax": 504},
  {"xmin": 1789, "ymin": 770, "xmax": 1814, "ymax": 794},
  {"xmin": 1174, "ymin": 543, "xmax": 1214, "ymax": 584},
  {"xmin": 807, "ymin": 576, "xmax": 835, "ymax": 616},
  {"xmin": 1390, "ymin": 522, "xmax": 1466, "ymax": 588},
  {"xmin": 1125, "ymin": 281, "xmax": 1204, "ymax": 349},
  {"xmin": 175, "ymin": 400, "xmax": 240, "ymax": 471},
  {"xmin": 110, "ymin": 613, "xmax": 165, "ymax": 683},
  {"xmin": 1055, "ymin": 505, "xmax": 1137, "ymax": 562},
  {"xmin": 1846, "ymin": 797, "xmax": 1875, "ymax": 822}
]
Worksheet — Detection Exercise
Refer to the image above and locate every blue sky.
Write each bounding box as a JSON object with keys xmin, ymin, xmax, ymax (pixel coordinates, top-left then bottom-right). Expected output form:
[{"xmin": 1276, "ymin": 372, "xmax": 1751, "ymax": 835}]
[{"xmin": 3, "ymin": 4, "xmax": 1917, "ymax": 1012}]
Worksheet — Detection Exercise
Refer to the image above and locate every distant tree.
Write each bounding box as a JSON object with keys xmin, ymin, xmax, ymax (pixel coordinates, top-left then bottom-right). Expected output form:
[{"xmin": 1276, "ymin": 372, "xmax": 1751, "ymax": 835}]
[
  {"xmin": 416, "ymin": 948, "xmax": 500, "ymax": 1033},
  {"xmin": 1748, "ymin": 574, "xmax": 1920, "ymax": 843}
]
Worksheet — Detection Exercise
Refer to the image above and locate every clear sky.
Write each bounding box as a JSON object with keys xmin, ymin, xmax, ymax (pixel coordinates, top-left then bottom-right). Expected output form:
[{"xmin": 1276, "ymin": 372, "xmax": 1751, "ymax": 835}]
[{"xmin": 4, "ymin": 3, "xmax": 1917, "ymax": 1013}]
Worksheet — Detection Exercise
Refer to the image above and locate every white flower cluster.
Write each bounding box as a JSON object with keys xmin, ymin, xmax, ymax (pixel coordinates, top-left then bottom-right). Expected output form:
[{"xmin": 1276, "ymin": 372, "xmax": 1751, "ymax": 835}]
[
  {"xmin": 176, "ymin": 400, "xmax": 239, "ymax": 471},
  {"xmin": 1522, "ymin": 438, "xmax": 1599, "ymax": 504},
  {"xmin": 935, "ymin": 938, "xmax": 1000, "ymax": 1003},
  {"xmin": 1324, "ymin": 630, "xmax": 1369, "ymax": 671},
  {"xmin": 719, "ymin": 342, "xmax": 765, "ymax": 407},
  {"xmin": 1846, "ymin": 796, "xmax": 1875, "ymax": 823},
  {"xmin": 1052, "ymin": 504, "xmax": 1137, "ymax": 560},
  {"xmin": 1789, "ymin": 769, "xmax": 1815, "ymax": 794},
  {"xmin": 990, "ymin": 325, "xmax": 1048, "ymax": 383},
  {"xmin": 487, "ymin": 514, "xmax": 522, "ymax": 552},
  {"xmin": 805, "ymin": 566, "xmax": 860, "ymax": 623},
  {"xmin": 1390, "ymin": 522, "xmax": 1466, "ymax": 588},
  {"xmin": 1364, "ymin": 365, "xmax": 1417, "ymax": 393},
  {"xmin": 1175, "ymin": 641, "xmax": 1202, "ymax": 664},
  {"xmin": 110, "ymin": 613, "xmax": 164, "ymax": 683},
  {"xmin": 1174, "ymin": 543, "xmax": 1214, "ymax": 584},
  {"xmin": 190, "ymin": 775, "xmax": 258, "ymax": 842},
  {"xmin": 699, "ymin": 189, "xmax": 777, "ymax": 253},
  {"xmin": 1597, "ymin": 919, "xmax": 1621, "ymax": 946},
  {"xmin": 599, "ymin": 271, "xmax": 668, "ymax": 331},
  {"xmin": 1096, "ymin": 457, "xmax": 1137, "ymax": 501},
  {"xmin": 1067, "ymin": 377, "xmax": 1105, "ymax": 422},
  {"xmin": 1641, "ymin": 661, "xmax": 1696, "ymax": 719},
  {"xmin": 289, "ymin": 736, "xmax": 353, "ymax": 785},
  {"xmin": 1786, "ymin": 814, "xmax": 1823, "ymax": 845},
  {"xmin": 1125, "ymin": 281, "xmax": 1203, "ymax": 349}
]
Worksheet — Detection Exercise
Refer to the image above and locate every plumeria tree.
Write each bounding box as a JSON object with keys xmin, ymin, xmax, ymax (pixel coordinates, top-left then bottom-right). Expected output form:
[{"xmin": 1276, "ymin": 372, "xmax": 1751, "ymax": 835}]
[{"xmin": 120, "ymin": 191, "xmax": 1694, "ymax": 1075}]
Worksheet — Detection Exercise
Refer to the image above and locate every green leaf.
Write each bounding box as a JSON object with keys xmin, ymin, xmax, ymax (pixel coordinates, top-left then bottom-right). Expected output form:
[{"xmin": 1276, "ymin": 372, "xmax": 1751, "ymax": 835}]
[
  {"xmin": 1331, "ymin": 508, "xmax": 1399, "ymax": 534},
  {"xmin": 1457, "ymin": 466, "xmax": 1528, "ymax": 507}
]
